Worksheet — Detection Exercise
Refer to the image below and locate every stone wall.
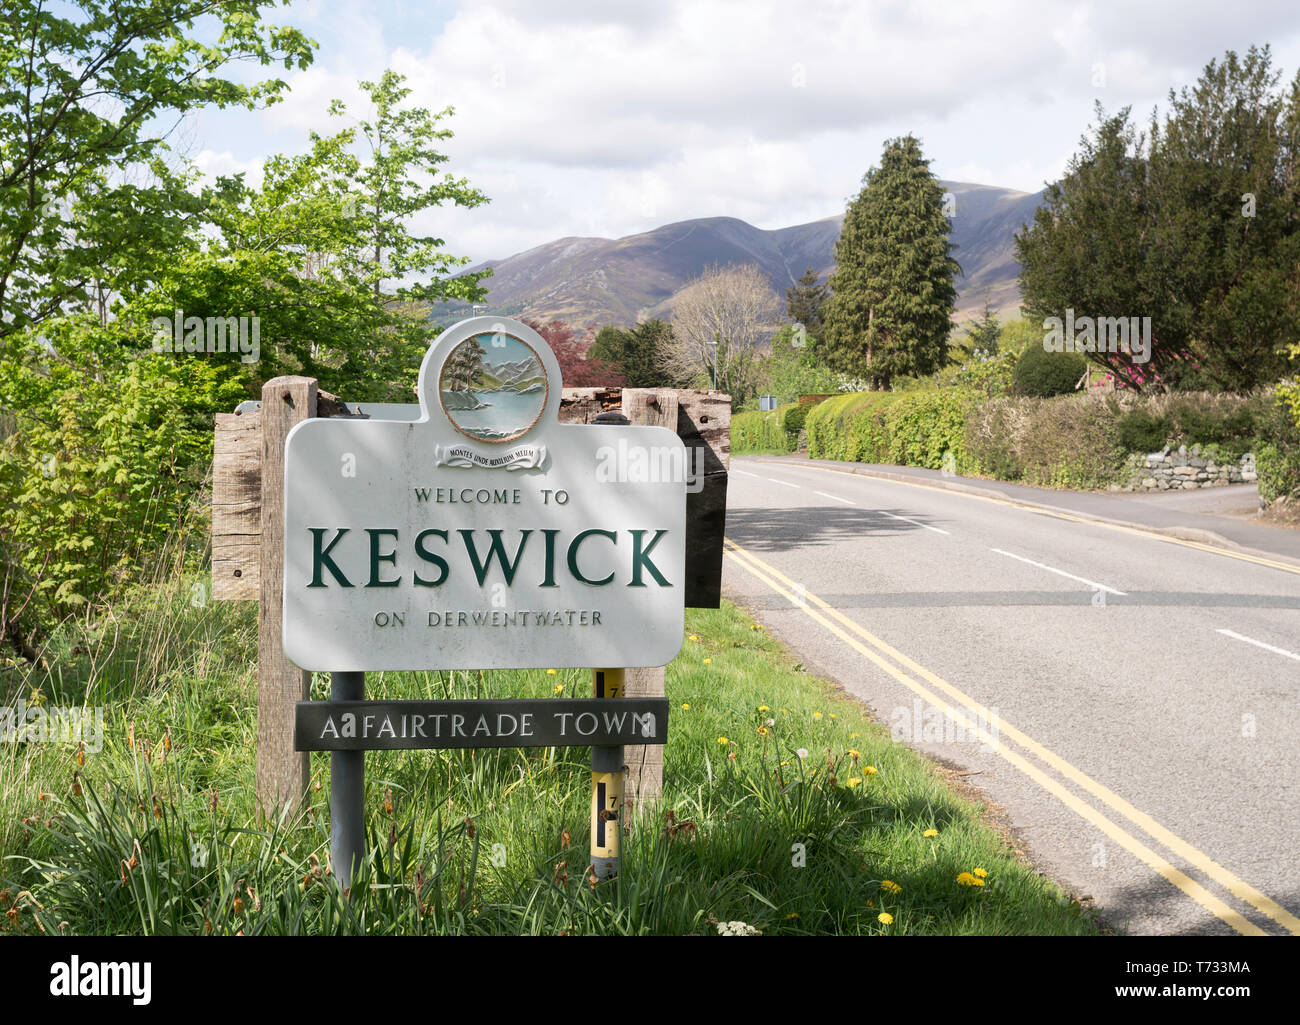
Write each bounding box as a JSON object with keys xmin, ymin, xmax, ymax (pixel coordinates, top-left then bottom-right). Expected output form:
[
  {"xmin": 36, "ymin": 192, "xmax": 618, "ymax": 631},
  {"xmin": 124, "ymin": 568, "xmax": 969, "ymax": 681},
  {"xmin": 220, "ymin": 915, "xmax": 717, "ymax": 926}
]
[{"xmin": 1120, "ymin": 444, "xmax": 1256, "ymax": 492}]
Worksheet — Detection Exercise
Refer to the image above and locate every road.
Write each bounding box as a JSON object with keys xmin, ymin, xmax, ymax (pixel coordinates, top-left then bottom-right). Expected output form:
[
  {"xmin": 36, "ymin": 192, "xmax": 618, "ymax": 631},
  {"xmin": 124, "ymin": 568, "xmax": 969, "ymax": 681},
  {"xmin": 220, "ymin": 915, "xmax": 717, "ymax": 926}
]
[{"xmin": 722, "ymin": 455, "xmax": 1300, "ymax": 936}]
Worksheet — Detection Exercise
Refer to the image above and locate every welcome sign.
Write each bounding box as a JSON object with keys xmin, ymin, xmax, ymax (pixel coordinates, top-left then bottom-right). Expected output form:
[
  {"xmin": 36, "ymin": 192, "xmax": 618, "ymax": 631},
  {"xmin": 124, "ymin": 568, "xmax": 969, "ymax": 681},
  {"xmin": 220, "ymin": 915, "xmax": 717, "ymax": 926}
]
[{"xmin": 282, "ymin": 317, "xmax": 688, "ymax": 672}]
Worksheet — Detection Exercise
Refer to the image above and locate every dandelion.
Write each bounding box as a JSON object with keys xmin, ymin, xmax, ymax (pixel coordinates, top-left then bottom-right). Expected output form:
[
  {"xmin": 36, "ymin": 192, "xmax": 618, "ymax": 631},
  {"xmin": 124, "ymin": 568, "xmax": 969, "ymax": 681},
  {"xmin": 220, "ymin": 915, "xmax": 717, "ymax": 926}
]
[
  {"xmin": 681, "ymin": 703, "xmax": 691, "ymax": 710},
  {"xmin": 703, "ymin": 658, "xmax": 712, "ymax": 665},
  {"xmin": 785, "ymin": 912, "xmax": 799, "ymax": 919},
  {"xmin": 846, "ymin": 777, "xmax": 861, "ymax": 788},
  {"xmin": 866, "ymin": 899, "xmax": 874, "ymax": 908},
  {"xmin": 757, "ymin": 726, "xmax": 768, "ymax": 736},
  {"xmin": 877, "ymin": 912, "xmax": 894, "ymax": 925},
  {"xmin": 546, "ymin": 669, "xmax": 558, "ymax": 675},
  {"xmin": 956, "ymin": 872, "xmax": 985, "ymax": 887},
  {"xmin": 881, "ymin": 880, "xmax": 901, "ymax": 895},
  {"xmin": 765, "ymin": 717, "xmax": 775, "ymax": 727},
  {"xmin": 717, "ymin": 737, "xmax": 729, "ymax": 745},
  {"xmin": 864, "ymin": 765, "xmax": 878, "ymax": 775},
  {"xmin": 688, "ymin": 634, "xmax": 699, "ymax": 641},
  {"xmin": 923, "ymin": 828, "xmax": 939, "ymax": 838},
  {"xmin": 796, "ymin": 748, "xmax": 808, "ymax": 759},
  {"xmin": 553, "ymin": 683, "xmax": 563, "ymax": 695},
  {"xmin": 813, "ymin": 712, "xmax": 822, "ymax": 720},
  {"xmin": 973, "ymin": 867, "xmax": 988, "ymax": 878},
  {"xmin": 829, "ymin": 714, "xmax": 837, "ymax": 719},
  {"xmin": 848, "ymin": 749, "xmax": 860, "ymax": 760},
  {"xmin": 757, "ymin": 705, "xmax": 770, "ymax": 712},
  {"xmin": 849, "ymin": 733, "xmax": 859, "ymax": 739}
]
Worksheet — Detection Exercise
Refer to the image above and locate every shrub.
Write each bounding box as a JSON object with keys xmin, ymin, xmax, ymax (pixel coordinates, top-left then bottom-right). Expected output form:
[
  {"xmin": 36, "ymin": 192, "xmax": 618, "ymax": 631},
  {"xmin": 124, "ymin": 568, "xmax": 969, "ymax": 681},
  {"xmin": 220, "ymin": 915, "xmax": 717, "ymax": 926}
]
[
  {"xmin": 1116, "ymin": 409, "xmax": 1171, "ymax": 453},
  {"xmin": 1012, "ymin": 344, "xmax": 1086, "ymax": 398},
  {"xmin": 781, "ymin": 403, "xmax": 811, "ymax": 435},
  {"xmin": 964, "ymin": 394, "xmax": 1127, "ymax": 489}
]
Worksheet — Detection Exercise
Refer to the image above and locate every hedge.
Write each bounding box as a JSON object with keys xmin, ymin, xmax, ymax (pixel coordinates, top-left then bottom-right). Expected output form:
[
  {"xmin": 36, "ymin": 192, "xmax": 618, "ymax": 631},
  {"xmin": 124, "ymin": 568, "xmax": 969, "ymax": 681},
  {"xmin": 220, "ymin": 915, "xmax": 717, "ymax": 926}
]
[
  {"xmin": 805, "ymin": 388, "xmax": 980, "ymax": 469},
  {"xmin": 731, "ymin": 403, "xmax": 802, "ymax": 454}
]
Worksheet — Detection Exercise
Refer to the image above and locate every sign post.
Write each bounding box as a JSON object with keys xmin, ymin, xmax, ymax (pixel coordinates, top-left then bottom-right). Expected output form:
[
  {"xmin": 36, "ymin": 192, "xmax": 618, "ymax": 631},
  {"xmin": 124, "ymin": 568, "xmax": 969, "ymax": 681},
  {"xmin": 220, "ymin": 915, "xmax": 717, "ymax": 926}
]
[{"xmin": 283, "ymin": 317, "xmax": 687, "ymax": 888}]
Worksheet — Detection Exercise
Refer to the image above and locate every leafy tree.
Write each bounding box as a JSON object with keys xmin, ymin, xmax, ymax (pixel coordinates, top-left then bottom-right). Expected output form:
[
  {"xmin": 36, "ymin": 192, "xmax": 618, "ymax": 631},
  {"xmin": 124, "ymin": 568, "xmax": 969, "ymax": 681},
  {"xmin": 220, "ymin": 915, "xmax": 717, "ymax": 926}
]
[
  {"xmin": 588, "ymin": 319, "xmax": 674, "ymax": 387},
  {"xmin": 0, "ymin": 0, "xmax": 315, "ymax": 342},
  {"xmin": 821, "ymin": 135, "xmax": 960, "ymax": 391},
  {"xmin": 785, "ymin": 267, "xmax": 829, "ymax": 338},
  {"xmin": 755, "ymin": 324, "xmax": 843, "ymax": 403},
  {"xmin": 142, "ymin": 71, "xmax": 490, "ymax": 401},
  {"xmin": 1016, "ymin": 46, "xmax": 1300, "ymax": 392},
  {"xmin": 523, "ymin": 318, "xmax": 625, "ymax": 387}
]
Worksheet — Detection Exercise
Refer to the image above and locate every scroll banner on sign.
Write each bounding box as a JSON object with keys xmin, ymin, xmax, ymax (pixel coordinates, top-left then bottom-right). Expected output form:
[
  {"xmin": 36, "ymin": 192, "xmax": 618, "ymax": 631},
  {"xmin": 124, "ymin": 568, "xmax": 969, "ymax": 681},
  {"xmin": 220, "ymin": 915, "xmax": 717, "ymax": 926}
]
[{"xmin": 432, "ymin": 443, "xmax": 549, "ymax": 472}]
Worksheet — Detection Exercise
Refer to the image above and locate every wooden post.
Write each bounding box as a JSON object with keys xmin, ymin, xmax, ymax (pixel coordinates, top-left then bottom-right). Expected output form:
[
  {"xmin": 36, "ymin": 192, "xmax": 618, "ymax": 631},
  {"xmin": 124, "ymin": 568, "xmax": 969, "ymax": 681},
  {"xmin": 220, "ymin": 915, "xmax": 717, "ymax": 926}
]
[
  {"xmin": 257, "ymin": 376, "xmax": 317, "ymax": 817},
  {"xmin": 212, "ymin": 410, "xmax": 262, "ymax": 601}
]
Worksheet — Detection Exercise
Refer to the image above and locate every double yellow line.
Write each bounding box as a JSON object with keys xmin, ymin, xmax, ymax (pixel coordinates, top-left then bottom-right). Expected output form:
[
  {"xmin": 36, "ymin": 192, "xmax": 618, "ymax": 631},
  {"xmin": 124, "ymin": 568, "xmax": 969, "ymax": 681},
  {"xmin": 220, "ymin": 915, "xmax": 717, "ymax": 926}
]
[{"xmin": 723, "ymin": 536, "xmax": 1300, "ymax": 937}]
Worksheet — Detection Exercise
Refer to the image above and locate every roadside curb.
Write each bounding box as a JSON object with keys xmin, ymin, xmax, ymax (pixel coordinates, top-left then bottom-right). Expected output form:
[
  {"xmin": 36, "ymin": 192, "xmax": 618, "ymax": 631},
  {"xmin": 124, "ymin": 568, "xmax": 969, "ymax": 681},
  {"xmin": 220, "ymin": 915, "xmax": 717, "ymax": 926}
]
[{"xmin": 747, "ymin": 454, "xmax": 1300, "ymax": 572}]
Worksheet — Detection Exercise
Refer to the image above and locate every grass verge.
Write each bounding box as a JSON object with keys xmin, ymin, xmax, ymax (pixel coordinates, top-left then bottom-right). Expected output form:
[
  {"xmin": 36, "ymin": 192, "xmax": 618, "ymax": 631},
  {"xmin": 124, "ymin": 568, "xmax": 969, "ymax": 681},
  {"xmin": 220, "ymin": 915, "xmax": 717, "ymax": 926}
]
[{"xmin": 1, "ymin": 575, "xmax": 1100, "ymax": 935}]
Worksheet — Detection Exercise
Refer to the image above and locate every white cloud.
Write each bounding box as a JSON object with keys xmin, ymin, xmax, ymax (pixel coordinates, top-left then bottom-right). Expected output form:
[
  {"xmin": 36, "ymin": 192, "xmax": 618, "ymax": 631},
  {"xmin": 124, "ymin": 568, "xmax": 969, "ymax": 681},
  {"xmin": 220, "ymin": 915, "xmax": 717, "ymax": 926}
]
[{"xmin": 193, "ymin": 0, "xmax": 1300, "ymax": 262}]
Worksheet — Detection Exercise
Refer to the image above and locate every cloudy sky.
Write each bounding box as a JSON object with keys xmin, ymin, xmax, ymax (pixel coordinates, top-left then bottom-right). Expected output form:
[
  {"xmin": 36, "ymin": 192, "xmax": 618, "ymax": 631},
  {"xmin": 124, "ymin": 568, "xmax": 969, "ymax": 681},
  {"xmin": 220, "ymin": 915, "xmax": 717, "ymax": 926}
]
[{"xmin": 187, "ymin": 1, "xmax": 1300, "ymax": 264}]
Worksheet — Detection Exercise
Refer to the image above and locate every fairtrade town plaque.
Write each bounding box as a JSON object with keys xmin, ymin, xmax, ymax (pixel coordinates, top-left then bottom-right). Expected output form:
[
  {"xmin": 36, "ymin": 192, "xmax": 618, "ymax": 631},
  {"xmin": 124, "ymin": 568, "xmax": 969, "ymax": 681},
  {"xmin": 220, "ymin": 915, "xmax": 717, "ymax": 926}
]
[{"xmin": 282, "ymin": 317, "xmax": 688, "ymax": 672}]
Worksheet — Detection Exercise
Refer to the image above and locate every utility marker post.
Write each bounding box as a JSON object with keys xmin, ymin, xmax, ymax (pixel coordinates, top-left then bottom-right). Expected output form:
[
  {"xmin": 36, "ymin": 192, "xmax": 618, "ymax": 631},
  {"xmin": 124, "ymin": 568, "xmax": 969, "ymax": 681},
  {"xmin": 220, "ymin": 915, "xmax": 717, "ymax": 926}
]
[{"xmin": 590, "ymin": 667, "xmax": 625, "ymax": 880}]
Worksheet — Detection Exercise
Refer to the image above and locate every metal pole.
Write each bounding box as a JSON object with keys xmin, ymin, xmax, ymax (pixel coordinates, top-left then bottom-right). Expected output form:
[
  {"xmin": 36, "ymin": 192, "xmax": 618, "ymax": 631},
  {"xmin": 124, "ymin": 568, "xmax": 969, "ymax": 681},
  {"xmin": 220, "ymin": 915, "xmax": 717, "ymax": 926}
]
[
  {"xmin": 330, "ymin": 670, "xmax": 366, "ymax": 891},
  {"xmin": 590, "ymin": 667, "xmax": 625, "ymax": 880}
]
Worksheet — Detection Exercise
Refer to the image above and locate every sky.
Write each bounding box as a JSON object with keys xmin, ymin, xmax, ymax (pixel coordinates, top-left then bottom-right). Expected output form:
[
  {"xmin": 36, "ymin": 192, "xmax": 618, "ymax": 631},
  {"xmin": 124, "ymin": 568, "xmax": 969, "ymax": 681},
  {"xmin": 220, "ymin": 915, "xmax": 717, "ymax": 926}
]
[{"xmin": 184, "ymin": 0, "xmax": 1300, "ymax": 265}]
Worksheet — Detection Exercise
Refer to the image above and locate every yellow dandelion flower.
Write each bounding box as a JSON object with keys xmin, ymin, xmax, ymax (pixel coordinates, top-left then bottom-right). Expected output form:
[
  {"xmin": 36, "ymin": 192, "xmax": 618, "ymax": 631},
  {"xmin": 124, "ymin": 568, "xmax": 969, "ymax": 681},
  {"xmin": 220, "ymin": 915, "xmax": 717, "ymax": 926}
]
[
  {"xmin": 553, "ymin": 683, "xmax": 564, "ymax": 694},
  {"xmin": 703, "ymin": 657, "xmax": 713, "ymax": 665},
  {"xmin": 785, "ymin": 912, "xmax": 799, "ymax": 919},
  {"xmin": 956, "ymin": 872, "xmax": 983, "ymax": 887},
  {"xmin": 757, "ymin": 705, "xmax": 770, "ymax": 712},
  {"xmin": 881, "ymin": 880, "xmax": 901, "ymax": 894},
  {"xmin": 866, "ymin": 899, "xmax": 874, "ymax": 908},
  {"xmin": 877, "ymin": 912, "xmax": 894, "ymax": 925},
  {"xmin": 717, "ymin": 737, "xmax": 729, "ymax": 745},
  {"xmin": 681, "ymin": 703, "xmax": 691, "ymax": 710},
  {"xmin": 546, "ymin": 668, "xmax": 558, "ymax": 675},
  {"xmin": 848, "ymin": 749, "xmax": 860, "ymax": 760},
  {"xmin": 849, "ymin": 732, "xmax": 859, "ymax": 739},
  {"xmin": 688, "ymin": 634, "xmax": 699, "ymax": 641},
  {"xmin": 923, "ymin": 828, "xmax": 939, "ymax": 838},
  {"xmin": 813, "ymin": 712, "xmax": 823, "ymax": 720},
  {"xmin": 864, "ymin": 765, "xmax": 878, "ymax": 774},
  {"xmin": 829, "ymin": 714, "xmax": 837, "ymax": 719},
  {"xmin": 973, "ymin": 867, "xmax": 988, "ymax": 878},
  {"xmin": 846, "ymin": 777, "xmax": 861, "ymax": 788}
]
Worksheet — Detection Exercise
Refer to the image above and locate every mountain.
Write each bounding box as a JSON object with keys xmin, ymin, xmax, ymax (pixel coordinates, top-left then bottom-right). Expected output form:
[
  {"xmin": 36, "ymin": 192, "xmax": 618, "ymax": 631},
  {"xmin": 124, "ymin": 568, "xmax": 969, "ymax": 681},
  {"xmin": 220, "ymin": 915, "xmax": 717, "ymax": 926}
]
[{"xmin": 436, "ymin": 181, "xmax": 1046, "ymax": 332}]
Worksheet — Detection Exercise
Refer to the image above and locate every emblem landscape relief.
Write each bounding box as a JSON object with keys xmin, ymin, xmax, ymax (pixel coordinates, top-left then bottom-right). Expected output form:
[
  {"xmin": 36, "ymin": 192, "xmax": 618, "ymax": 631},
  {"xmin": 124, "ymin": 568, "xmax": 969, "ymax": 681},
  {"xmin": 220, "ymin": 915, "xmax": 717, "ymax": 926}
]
[{"xmin": 439, "ymin": 332, "xmax": 547, "ymax": 442}]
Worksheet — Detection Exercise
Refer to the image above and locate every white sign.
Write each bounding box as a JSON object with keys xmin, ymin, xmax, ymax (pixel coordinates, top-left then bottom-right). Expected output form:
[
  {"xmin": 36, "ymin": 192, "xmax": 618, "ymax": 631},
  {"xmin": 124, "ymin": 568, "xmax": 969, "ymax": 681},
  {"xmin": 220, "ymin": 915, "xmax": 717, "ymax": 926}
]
[{"xmin": 282, "ymin": 317, "xmax": 687, "ymax": 671}]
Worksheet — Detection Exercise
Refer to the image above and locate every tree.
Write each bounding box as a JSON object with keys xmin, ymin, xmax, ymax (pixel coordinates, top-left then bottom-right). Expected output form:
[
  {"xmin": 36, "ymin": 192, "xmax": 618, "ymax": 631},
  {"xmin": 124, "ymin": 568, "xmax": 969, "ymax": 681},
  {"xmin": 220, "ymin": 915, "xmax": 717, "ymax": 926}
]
[
  {"xmin": 960, "ymin": 300, "xmax": 1002, "ymax": 356},
  {"xmin": 522, "ymin": 318, "xmax": 625, "ymax": 387},
  {"xmin": 1016, "ymin": 46, "xmax": 1300, "ymax": 392},
  {"xmin": 821, "ymin": 136, "xmax": 960, "ymax": 391},
  {"xmin": 661, "ymin": 263, "xmax": 780, "ymax": 400},
  {"xmin": 754, "ymin": 324, "xmax": 844, "ymax": 403},
  {"xmin": 0, "ymin": 0, "xmax": 315, "ymax": 343},
  {"xmin": 142, "ymin": 71, "xmax": 490, "ymax": 400},
  {"xmin": 588, "ymin": 318, "xmax": 674, "ymax": 387},
  {"xmin": 785, "ymin": 267, "xmax": 829, "ymax": 338}
]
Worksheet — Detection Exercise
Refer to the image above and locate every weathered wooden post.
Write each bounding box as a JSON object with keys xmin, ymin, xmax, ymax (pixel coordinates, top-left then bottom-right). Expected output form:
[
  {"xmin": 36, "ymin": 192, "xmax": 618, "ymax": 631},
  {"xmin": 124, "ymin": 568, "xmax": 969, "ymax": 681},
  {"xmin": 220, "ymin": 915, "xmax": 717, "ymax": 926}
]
[{"xmin": 256, "ymin": 376, "xmax": 317, "ymax": 817}]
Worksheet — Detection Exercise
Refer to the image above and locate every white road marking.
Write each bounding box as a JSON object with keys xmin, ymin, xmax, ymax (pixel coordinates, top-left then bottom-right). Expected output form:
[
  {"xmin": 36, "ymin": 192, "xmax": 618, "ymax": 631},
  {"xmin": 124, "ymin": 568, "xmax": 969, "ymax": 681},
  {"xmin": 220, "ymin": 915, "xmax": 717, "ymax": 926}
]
[
  {"xmin": 990, "ymin": 547, "xmax": 1126, "ymax": 595},
  {"xmin": 880, "ymin": 511, "xmax": 950, "ymax": 535},
  {"xmin": 732, "ymin": 468, "xmax": 763, "ymax": 478},
  {"xmin": 1216, "ymin": 628, "xmax": 1300, "ymax": 663},
  {"xmin": 814, "ymin": 490, "xmax": 854, "ymax": 505},
  {"xmin": 767, "ymin": 477, "xmax": 801, "ymax": 489}
]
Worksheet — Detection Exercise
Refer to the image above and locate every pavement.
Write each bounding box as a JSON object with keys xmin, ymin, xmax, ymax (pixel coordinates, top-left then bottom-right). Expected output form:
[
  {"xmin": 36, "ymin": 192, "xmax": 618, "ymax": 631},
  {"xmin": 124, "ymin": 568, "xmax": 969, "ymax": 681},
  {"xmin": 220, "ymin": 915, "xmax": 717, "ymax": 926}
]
[{"xmin": 722, "ymin": 454, "xmax": 1300, "ymax": 936}]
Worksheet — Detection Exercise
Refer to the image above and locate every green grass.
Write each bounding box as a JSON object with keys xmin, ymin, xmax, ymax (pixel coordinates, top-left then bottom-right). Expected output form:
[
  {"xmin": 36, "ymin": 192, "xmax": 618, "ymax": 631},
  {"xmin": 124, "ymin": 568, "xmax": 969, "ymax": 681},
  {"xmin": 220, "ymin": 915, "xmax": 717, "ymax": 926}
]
[{"xmin": 0, "ymin": 573, "xmax": 1101, "ymax": 935}]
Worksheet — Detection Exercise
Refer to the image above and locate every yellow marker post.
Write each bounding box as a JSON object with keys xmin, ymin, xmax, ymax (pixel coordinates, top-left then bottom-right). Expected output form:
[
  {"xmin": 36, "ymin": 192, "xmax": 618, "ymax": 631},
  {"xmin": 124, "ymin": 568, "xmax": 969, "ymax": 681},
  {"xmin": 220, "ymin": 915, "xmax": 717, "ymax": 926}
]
[{"xmin": 590, "ymin": 667, "xmax": 625, "ymax": 879}]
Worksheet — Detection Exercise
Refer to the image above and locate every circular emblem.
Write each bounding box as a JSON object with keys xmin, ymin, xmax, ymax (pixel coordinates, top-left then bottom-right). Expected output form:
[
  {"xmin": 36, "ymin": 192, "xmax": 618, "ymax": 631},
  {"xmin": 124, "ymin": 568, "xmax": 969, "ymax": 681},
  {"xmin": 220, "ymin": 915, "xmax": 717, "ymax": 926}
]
[{"xmin": 438, "ymin": 332, "xmax": 548, "ymax": 443}]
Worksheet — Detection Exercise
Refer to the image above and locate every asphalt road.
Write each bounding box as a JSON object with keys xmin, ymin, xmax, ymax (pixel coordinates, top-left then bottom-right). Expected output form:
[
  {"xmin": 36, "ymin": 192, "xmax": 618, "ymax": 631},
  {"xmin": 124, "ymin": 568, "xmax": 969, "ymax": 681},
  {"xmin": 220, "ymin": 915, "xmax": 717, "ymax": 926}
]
[{"xmin": 722, "ymin": 456, "xmax": 1300, "ymax": 936}]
